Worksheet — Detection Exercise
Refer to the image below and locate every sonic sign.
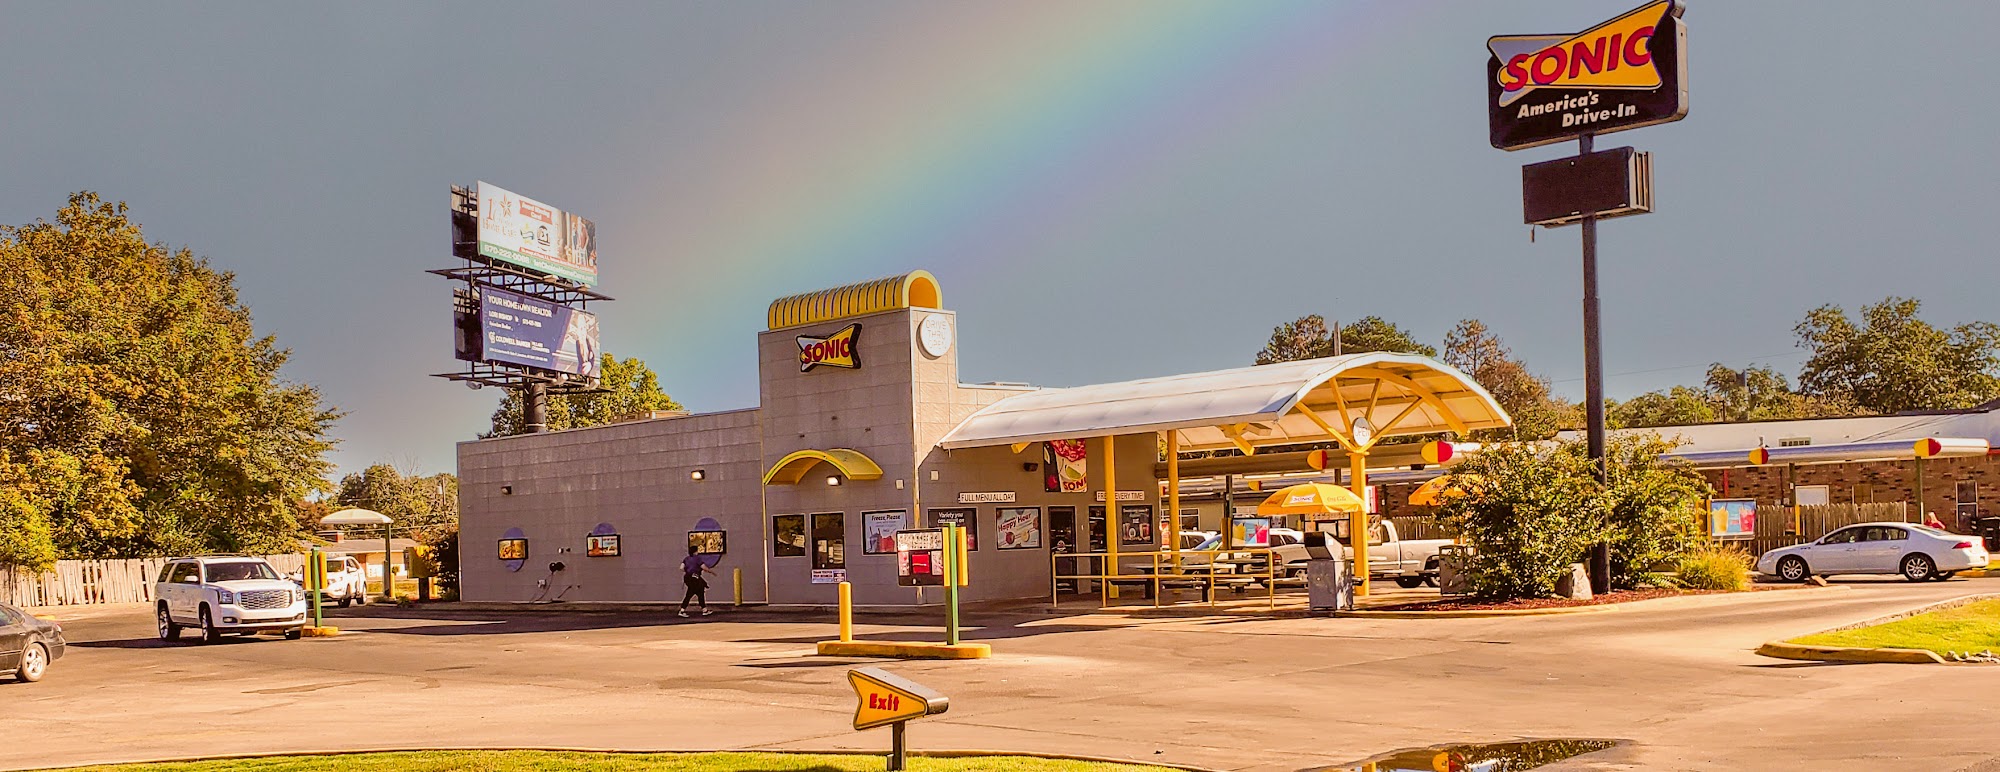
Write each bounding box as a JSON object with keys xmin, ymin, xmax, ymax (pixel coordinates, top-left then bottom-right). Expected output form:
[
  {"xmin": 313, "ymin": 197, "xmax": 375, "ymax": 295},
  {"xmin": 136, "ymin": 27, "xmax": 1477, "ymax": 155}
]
[
  {"xmin": 798, "ymin": 323, "xmax": 861, "ymax": 372},
  {"xmin": 1488, "ymin": 0, "xmax": 1687, "ymax": 151}
]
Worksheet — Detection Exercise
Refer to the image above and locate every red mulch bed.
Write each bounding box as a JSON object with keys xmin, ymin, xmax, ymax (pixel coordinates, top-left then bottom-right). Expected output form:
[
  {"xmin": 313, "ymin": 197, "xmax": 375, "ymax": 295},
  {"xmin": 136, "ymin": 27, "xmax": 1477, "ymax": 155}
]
[{"xmin": 1371, "ymin": 586, "xmax": 1789, "ymax": 612}]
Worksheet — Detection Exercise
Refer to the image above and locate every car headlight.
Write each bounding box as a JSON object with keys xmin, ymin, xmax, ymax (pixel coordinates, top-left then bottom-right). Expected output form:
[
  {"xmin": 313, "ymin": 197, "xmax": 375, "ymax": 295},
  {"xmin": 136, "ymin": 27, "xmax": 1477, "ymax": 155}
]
[{"xmin": 216, "ymin": 589, "xmax": 237, "ymax": 604}]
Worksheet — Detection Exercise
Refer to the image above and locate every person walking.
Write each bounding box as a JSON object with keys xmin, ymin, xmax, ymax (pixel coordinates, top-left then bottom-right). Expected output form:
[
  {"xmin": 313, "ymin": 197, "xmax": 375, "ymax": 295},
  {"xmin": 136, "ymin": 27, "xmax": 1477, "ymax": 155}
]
[{"xmin": 679, "ymin": 545, "xmax": 716, "ymax": 618}]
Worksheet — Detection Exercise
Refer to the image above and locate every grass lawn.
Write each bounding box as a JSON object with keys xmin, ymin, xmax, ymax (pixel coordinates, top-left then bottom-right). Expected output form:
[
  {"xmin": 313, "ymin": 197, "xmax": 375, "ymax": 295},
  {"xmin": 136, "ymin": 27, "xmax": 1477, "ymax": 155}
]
[
  {"xmin": 45, "ymin": 751, "xmax": 1181, "ymax": 772},
  {"xmin": 1791, "ymin": 598, "xmax": 2000, "ymax": 655}
]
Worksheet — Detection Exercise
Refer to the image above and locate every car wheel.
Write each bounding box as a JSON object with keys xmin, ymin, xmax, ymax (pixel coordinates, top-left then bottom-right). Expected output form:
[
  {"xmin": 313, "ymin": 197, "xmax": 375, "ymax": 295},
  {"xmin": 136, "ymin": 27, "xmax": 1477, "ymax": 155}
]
[
  {"xmin": 1933, "ymin": 571, "xmax": 1957, "ymax": 582},
  {"xmin": 1395, "ymin": 576, "xmax": 1425, "ymax": 589},
  {"xmin": 338, "ymin": 594, "xmax": 351, "ymax": 609},
  {"xmin": 353, "ymin": 591, "xmax": 366, "ymax": 607},
  {"xmin": 1776, "ymin": 556, "xmax": 1810, "ymax": 583},
  {"xmin": 16, "ymin": 642, "xmax": 48, "ymax": 683},
  {"xmin": 1901, "ymin": 554, "xmax": 1936, "ymax": 583},
  {"xmin": 157, "ymin": 604, "xmax": 181, "ymax": 642},
  {"xmin": 199, "ymin": 606, "xmax": 222, "ymax": 645}
]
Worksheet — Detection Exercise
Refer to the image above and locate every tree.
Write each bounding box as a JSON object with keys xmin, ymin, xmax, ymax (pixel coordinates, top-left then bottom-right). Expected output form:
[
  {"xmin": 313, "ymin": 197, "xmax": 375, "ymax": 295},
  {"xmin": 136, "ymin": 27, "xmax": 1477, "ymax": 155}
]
[
  {"xmin": 1254, "ymin": 315, "xmax": 1335, "ymax": 364},
  {"xmin": 1442, "ymin": 319, "xmax": 1579, "ymax": 440},
  {"xmin": 333, "ymin": 464, "xmax": 458, "ymax": 534},
  {"xmin": 1795, "ymin": 297, "xmax": 2000, "ymax": 414},
  {"xmin": 1702, "ymin": 363, "xmax": 1855, "ymax": 422},
  {"xmin": 487, "ymin": 354, "xmax": 683, "ymax": 437},
  {"xmin": 1607, "ymin": 386, "xmax": 1715, "ymax": 430},
  {"xmin": 1599, "ymin": 435, "xmax": 1712, "ymax": 588},
  {"xmin": 1341, "ymin": 315, "xmax": 1437, "ymax": 358},
  {"xmin": 0, "ymin": 193, "xmax": 340, "ymax": 562},
  {"xmin": 1255, "ymin": 314, "xmax": 1434, "ymax": 365}
]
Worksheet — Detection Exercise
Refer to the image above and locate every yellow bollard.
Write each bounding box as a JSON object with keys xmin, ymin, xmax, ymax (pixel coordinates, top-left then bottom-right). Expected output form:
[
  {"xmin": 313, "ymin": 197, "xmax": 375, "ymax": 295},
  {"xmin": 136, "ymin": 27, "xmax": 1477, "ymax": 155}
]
[
  {"xmin": 732, "ymin": 567, "xmax": 743, "ymax": 607},
  {"xmin": 956, "ymin": 527, "xmax": 970, "ymax": 587},
  {"xmin": 837, "ymin": 580, "xmax": 853, "ymax": 642}
]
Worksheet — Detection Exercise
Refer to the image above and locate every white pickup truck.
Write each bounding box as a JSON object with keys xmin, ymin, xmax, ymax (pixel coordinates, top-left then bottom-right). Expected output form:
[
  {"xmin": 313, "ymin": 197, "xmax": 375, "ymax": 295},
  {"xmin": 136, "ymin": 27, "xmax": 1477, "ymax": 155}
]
[{"xmin": 1315, "ymin": 519, "xmax": 1454, "ymax": 588}]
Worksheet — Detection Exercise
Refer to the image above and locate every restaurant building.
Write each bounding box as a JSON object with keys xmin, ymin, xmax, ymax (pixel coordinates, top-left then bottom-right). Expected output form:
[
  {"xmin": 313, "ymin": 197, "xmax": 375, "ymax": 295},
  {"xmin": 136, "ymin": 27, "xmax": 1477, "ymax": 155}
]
[{"xmin": 457, "ymin": 271, "xmax": 1510, "ymax": 605}]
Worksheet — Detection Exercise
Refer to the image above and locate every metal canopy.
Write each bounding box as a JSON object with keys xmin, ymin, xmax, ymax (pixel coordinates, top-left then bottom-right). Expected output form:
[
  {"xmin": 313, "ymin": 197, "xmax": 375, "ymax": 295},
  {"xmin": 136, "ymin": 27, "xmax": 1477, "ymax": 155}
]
[
  {"xmin": 320, "ymin": 508, "xmax": 392, "ymax": 525},
  {"xmin": 937, "ymin": 352, "xmax": 1510, "ymax": 452}
]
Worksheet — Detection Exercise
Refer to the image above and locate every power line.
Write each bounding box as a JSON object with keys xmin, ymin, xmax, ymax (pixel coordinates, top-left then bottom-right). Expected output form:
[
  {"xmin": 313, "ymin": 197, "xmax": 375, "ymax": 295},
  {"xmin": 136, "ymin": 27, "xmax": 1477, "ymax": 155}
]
[{"xmin": 1548, "ymin": 350, "xmax": 1808, "ymax": 385}]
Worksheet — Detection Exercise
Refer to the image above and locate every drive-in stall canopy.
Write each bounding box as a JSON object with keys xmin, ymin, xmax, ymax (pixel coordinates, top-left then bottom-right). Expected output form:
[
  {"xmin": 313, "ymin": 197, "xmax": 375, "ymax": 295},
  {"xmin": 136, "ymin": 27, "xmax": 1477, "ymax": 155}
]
[{"xmin": 939, "ymin": 352, "xmax": 1511, "ymax": 595}]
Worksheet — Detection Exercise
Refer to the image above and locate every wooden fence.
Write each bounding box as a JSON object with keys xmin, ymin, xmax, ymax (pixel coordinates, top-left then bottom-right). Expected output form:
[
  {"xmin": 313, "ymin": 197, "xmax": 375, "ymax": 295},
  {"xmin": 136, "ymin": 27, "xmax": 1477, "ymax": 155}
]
[
  {"xmin": 1744, "ymin": 502, "xmax": 1909, "ymax": 557},
  {"xmin": 1, "ymin": 554, "xmax": 305, "ymax": 609}
]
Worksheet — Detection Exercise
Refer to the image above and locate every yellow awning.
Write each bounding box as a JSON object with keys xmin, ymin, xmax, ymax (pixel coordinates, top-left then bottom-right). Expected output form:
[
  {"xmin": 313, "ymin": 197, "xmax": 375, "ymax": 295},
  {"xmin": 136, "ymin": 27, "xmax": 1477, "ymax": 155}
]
[
  {"xmin": 763, "ymin": 449, "xmax": 886, "ymax": 485},
  {"xmin": 1408, "ymin": 474, "xmax": 1482, "ymax": 507},
  {"xmin": 1256, "ymin": 483, "xmax": 1366, "ymax": 516}
]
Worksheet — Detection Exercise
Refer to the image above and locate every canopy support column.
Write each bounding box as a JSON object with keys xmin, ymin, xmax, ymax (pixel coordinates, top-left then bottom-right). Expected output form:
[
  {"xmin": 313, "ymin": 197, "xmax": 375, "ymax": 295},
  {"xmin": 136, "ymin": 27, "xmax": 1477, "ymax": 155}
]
[
  {"xmin": 1103, "ymin": 434, "xmax": 1118, "ymax": 604},
  {"xmin": 1350, "ymin": 451, "xmax": 1372, "ymax": 597},
  {"xmin": 1167, "ymin": 432, "xmax": 1181, "ymax": 573}
]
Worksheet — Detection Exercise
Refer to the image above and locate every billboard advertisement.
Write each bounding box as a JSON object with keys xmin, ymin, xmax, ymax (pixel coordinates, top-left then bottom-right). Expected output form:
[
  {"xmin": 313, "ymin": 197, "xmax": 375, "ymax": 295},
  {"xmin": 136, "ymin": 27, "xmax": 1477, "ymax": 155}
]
[
  {"xmin": 476, "ymin": 285, "xmax": 600, "ymax": 378},
  {"xmin": 476, "ymin": 181, "xmax": 598, "ymax": 286}
]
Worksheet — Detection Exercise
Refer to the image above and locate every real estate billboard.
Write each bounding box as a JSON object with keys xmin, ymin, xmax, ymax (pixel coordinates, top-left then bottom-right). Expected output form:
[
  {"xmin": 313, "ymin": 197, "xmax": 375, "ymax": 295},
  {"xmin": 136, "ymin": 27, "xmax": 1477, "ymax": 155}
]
[
  {"xmin": 476, "ymin": 285, "xmax": 600, "ymax": 378},
  {"xmin": 476, "ymin": 181, "xmax": 598, "ymax": 286}
]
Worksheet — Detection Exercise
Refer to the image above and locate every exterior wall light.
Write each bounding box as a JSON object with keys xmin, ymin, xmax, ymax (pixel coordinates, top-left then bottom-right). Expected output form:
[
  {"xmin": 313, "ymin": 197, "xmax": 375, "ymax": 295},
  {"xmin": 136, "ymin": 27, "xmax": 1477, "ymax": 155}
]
[
  {"xmin": 500, "ymin": 485, "xmax": 513, "ymax": 495},
  {"xmin": 826, "ymin": 475, "xmax": 842, "ymax": 486},
  {"xmin": 690, "ymin": 469, "xmax": 705, "ymax": 481}
]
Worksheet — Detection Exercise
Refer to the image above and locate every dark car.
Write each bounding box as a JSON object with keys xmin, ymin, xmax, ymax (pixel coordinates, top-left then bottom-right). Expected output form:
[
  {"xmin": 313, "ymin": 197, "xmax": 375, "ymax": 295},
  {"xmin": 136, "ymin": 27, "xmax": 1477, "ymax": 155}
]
[{"xmin": 0, "ymin": 603, "xmax": 65, "ymax": 683}]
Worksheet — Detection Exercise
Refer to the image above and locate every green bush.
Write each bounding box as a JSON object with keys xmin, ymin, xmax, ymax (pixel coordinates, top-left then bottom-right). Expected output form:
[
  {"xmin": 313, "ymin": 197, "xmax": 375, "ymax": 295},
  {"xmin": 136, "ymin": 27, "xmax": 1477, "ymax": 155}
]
[
  {"xmin": 1431, "ymin": 443, "xmax": 1607, "ymax": 600},
  {"xmin": 1601, "ymin": 435, "xmax": 1712, "ymax": 588},
  {"xmin": 1676, "ymin": 545, "xmax": 1753, "ymax": 591}
]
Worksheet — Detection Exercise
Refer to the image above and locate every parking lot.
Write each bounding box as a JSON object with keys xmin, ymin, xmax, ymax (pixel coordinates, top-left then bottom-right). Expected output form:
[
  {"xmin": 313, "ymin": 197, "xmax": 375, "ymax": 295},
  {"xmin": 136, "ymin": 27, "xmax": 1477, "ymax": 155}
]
[{"xmin": 7, "ymin": 578, "xmax": 1999, "ymax": 772}]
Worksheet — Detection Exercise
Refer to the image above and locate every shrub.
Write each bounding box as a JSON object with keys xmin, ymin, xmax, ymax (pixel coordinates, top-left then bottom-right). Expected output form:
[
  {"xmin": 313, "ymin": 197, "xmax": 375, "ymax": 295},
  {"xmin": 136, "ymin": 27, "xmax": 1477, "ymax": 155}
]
[
  {"xmin": 420, "ymin": 526, "xmax": 460, "ymax": 593},
  {"xmin": 1432, "ymin": 443, "xmax": 1607, "ymax": 600},
  {"xmin": 1676, "ymin": 545, "xmax": 1753, "ymax": 591},
  {"xmin": 1601, "ymin": 435, "xmax": 1713, "ymax": 589}
]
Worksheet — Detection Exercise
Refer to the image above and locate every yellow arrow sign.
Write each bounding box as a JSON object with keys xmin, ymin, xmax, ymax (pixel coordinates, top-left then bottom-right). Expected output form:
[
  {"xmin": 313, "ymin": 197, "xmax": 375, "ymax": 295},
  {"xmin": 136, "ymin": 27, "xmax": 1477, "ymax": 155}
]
[{"xmin": 848, "ymin": 667, "xmax": 949, "ymax": 731}]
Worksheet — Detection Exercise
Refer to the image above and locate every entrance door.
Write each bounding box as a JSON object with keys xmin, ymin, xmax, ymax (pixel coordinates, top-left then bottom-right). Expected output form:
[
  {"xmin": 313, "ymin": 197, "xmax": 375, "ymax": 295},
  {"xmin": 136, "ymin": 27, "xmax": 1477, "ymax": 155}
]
[{"xmin": 1049, "ymin": 507, "xmax": 1078, "ymax": 593}]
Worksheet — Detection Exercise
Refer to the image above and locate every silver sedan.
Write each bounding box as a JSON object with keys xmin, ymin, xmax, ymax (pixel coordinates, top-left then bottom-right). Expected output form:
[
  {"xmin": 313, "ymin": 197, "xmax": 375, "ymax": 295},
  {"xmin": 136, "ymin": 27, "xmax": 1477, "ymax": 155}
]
[{"xmin": 1757, "ymin": 522, "xmax": 1990, "ymax": 582}]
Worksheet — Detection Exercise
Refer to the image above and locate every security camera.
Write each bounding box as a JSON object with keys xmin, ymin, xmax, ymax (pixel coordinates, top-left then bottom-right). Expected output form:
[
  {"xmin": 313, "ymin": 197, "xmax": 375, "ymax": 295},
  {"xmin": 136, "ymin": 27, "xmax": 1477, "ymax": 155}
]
[{"xmin": 467, "ymin": 381, "xmax": 483, "ymax": 390}]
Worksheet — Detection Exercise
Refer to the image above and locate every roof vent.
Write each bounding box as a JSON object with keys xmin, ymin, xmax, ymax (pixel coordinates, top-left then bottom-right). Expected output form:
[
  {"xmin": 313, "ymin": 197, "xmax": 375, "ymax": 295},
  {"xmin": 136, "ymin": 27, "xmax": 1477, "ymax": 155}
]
[{"xmin": 1779, "ymin": 437, "xmax": 1812, "ymax": 447}]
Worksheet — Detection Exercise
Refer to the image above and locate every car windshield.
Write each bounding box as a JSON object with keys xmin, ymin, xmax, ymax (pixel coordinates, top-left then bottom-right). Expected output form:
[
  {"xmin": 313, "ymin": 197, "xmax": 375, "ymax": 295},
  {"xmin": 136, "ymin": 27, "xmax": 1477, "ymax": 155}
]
[
  {"xmin": 205, "ymin": 562, "xmax": 277, "ymax": 582},
  {"xmin": 1192, "ymin": 535, "xmax": 1222, "ymax": 551}
]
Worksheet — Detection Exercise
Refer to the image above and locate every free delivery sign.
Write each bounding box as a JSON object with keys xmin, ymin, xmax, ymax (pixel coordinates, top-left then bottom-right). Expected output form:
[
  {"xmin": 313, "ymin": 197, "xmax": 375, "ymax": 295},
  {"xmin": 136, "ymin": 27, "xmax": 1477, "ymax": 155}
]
[{"xmin": 476, "ymin": 181, "xmax": 599, "ymax": 286}]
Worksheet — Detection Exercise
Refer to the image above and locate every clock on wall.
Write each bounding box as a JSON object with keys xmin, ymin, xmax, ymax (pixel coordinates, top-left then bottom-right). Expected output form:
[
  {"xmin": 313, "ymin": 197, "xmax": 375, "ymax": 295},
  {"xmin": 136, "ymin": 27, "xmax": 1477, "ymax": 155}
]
[{"xmin": 917, "ymin": 314, "xmax": 953, "ymax": 358}]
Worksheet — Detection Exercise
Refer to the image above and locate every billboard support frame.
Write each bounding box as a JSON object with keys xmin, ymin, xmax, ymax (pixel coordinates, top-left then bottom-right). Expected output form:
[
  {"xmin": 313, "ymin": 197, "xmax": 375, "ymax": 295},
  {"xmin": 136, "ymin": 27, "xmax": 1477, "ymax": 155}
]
[{"xmin": 434, "ymin": 183, "xmax": 611, "ymax": 424}]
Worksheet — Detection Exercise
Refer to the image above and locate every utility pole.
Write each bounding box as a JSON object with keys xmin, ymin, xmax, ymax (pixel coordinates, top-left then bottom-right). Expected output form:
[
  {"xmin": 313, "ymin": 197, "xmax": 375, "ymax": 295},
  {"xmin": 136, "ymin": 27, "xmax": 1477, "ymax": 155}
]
[{"xmin": 524, "ymin": 382, "xmax": 548, "ymax": 434}]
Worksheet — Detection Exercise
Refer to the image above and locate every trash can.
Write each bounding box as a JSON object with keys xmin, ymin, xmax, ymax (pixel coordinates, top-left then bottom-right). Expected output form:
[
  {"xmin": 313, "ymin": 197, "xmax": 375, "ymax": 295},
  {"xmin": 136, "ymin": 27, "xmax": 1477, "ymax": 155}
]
[
  {"xmin": 1437, "ymin": 544, "xmax": 1473, "ymax": 596},
  {"xmin": 1302, "ymin": 532, "xmax": 1351, "ymax": 612},
  {"xmin": 1978, "ymin": 517, "xmax": 2000, "ymax": 553}
]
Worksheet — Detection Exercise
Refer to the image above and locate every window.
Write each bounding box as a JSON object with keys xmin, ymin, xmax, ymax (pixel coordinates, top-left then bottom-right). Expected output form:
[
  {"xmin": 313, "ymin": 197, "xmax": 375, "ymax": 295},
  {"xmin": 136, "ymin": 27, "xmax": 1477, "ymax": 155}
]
[
  {"xmin": 157, "ymin": 564, "xmax": 176, "ymax": 584},
  {"xmin": 0, "ymin": 606, "xmax": 21, "ymax": 625},
  {"xmin": 812, "ymin": 513, "xmax": 846, "ymax": 570},
  {"xmin": 1778, "ymin": 437, "xmax": 1812, "ymax": 447},
  {"xmin": 205, "ymin": 562, "xmax": 277, "ymax": 582},
  {"xmin": 1269, "ymin": 531, "xmax": 1302, "ymax": 547},
  {"xmin": 772, "ymin": 515, "xmax": 806, "ymax": 558},
  {"xmin": 170, "ymin": 563, "xmax": 202, "ymax": 584},
  {"xmin": 1821, "ymin": 528, "xmax": 1859, "ymax": 545},
  {"xmin": 1881, "ymin": 527, "xmax": 1909, "ymax": 541}
]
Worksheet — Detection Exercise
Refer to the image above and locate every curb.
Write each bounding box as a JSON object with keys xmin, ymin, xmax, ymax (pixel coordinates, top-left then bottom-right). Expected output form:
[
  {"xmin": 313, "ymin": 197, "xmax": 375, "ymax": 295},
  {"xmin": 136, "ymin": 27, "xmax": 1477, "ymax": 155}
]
[
  {"xmin": 816, "ymin": 640, "xmax": 992, "ymax": 659},
  {"xmin": 1754, "ymin": 593, "xmax": 2000, "ymax": 665},
  {"xmin": 1335, "ymin": 603, "xmax": 1618, "ymax": 619},
  {"xmin": 17, "ymin": 746, "xmax": 1213, "ymax": 772},
  {"xmin": 1753, "ymin": 641, "xmax": 1945, "ymax": 664}
]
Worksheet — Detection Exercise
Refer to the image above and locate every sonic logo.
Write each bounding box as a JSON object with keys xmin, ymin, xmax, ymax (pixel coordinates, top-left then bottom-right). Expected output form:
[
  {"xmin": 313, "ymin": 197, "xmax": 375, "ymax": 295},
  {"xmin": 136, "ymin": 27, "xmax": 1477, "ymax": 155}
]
[
  {"xmin": 1490, "ymin": 1, "xmax": 1673, "ymax": 108},
  {"xmin": 797, "ymin": 324, "xmax": 861, "ymax": 372}
]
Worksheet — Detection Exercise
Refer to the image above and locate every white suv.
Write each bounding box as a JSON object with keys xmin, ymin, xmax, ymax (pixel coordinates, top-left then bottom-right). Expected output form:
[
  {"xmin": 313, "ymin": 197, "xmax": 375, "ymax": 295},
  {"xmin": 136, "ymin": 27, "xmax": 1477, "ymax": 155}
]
[
  {"xmin": 289, "ymin": 555, "xmax": 369, "ymax": 607},
  {"xmin": 155, "ymin": 557, "xmax": 307, "ymax": 643}
]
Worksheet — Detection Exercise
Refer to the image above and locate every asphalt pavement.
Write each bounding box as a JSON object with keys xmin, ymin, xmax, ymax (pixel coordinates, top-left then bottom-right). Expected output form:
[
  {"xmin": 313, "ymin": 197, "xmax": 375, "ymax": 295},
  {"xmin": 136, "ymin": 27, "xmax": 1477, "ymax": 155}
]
[{"xmin": 5, "ymin": 577, "xmax": 1997, "ymax": 772}]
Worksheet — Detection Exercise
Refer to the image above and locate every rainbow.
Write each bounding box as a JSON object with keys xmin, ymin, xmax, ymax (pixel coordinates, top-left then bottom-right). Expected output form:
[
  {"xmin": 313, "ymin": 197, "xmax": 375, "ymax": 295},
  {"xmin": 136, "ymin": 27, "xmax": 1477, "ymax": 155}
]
[{"xmin": 618, "ymin": 3, "xmax": 1434, "ymax": 408}]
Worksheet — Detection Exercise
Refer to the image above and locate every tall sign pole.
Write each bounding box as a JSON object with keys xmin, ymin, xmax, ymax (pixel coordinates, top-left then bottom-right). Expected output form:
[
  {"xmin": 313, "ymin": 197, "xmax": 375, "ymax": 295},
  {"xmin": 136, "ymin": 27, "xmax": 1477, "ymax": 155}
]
[
  {"xmin": 1490, "ymin": 1, "xmax": 1688, "ymax": 594},
  {"xmin": 1577, "ymin": 131, "xmax": 1611, "ymax": 589}
]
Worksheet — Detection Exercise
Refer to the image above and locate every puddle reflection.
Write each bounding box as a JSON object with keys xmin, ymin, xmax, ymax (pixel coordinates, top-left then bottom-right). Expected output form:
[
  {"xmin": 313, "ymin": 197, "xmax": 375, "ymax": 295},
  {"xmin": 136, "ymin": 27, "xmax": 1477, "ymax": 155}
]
[{"xmin": 1310, "ymin": 739, "xmax": 1618, "ymax": 772}]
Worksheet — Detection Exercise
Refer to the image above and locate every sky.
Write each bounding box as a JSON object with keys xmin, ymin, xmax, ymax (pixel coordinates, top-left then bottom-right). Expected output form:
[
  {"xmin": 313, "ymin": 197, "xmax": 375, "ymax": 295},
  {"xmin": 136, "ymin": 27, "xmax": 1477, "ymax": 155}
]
[{"xmin": 4, "ymin": 1, "xmax": 1997, "ymax": 480}]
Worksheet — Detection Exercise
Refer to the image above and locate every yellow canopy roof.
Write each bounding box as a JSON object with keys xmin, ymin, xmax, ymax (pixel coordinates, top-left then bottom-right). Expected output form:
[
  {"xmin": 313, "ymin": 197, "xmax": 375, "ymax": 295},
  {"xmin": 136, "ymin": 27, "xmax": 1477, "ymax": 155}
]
[
  {"xmin": 763, "ymin": 449, "xmax": 885, "ymax": 485},
  {"xmin": 1256, "ymin": 483, "xmax": 1366, "ymax": 516},
  {"xmin": 1408, "ymin": 474, "xmax": 1483, "ymax": 507}
]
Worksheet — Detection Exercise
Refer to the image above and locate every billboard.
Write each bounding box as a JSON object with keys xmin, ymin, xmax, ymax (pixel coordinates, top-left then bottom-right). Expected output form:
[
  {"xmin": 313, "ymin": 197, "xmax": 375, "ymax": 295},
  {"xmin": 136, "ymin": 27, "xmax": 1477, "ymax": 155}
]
[
  {"xmin": 1487, "ymin": 0, "xmax": 1687, "ymax": 150},
  {"xmin": 474, "ymin": 285, "xmax": 601, "ymax": 378},
  {"xmin": 476, "ymin": 181, "xmax": 598, "ymax": 286}
]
